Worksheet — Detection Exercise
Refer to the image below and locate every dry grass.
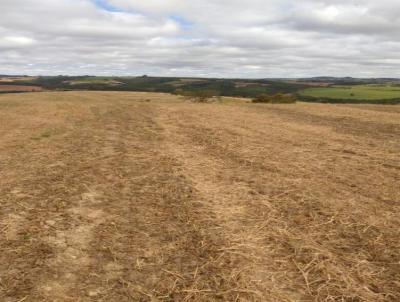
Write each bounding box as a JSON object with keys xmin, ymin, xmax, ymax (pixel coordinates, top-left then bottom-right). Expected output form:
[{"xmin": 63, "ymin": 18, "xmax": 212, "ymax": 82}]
[{"xmin": 0, "ymin": 91, "xmax": 399, "ymax": 301}]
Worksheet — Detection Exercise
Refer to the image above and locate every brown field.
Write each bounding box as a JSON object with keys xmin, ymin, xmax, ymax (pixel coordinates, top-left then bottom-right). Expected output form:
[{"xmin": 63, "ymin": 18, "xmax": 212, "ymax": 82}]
[
  {"xmin": 0, "ymin": 77, "xmax": 38, "ymax": 83},
  {"xmin": 0, "ymin": 91, "xmax": 399, "ymax": 301},
  {"xmin": 0, "ymin": 85, "xmax": 43, "ymax": 92}
]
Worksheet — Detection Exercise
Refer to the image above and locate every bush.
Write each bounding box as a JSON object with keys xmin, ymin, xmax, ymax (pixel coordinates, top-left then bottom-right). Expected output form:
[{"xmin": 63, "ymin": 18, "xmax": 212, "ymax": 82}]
[
  {"xmin": 175, "ymin": 89, "xmax": 219, "ymax": 103},
  {"xmin": 252, "ymin": 93, "xmax": 296, "ymax": 104}
]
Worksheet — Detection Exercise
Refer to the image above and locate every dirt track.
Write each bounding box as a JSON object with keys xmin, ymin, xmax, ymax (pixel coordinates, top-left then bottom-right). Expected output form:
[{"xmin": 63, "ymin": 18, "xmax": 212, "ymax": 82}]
[{"xmin": 0, "ymin": 92, "xmax": 399, "ymax": 301}]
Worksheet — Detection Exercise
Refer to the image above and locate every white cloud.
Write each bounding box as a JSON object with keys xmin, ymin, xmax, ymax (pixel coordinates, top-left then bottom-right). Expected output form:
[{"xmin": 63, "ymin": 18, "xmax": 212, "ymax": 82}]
[
  {"xmin": 108, "ymin": 0, "xmax": 184, "ymax": 13},
  {"xmin": 0, "ymin": 36, "xmax": 35, "ymax": 50},
  {"xmin": 0, "ymin": 0, "xmax": 400, "ymax": 77}
]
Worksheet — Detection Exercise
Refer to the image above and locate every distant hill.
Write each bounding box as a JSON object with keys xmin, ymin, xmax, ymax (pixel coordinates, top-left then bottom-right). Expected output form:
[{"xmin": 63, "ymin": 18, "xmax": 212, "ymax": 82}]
[{"xmin": 1, "ymin": 75, "xmax": 399, "ymax": 101}]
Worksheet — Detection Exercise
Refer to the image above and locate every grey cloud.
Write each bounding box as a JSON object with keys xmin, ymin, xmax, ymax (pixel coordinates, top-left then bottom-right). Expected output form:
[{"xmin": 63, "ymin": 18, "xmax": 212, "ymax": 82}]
[{"xmin": 1, "ymin": 0, "xmax": 400, "ymax": 77}]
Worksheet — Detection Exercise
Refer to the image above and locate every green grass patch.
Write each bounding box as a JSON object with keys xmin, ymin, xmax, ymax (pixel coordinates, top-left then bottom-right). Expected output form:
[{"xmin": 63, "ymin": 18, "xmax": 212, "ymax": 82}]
[
  {"xmin": 31, "ymin": 128, "xmax": 64, "ymax": 140},
  {"xmin": 300, "ymin": 85, "xmax": 400, "ymax": 101}
]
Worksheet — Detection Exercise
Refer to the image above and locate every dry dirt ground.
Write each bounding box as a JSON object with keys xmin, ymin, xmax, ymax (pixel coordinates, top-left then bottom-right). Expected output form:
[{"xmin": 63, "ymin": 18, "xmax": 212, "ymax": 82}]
[
  {"xmin": 0, "ymin": 77, "xmax": 38, "ymax": 83},
  {"xmin": 0, "ymin": 91, "xmax": 399, "ymax": 302},
  {"xmin": 0, "ymin": 86, "xmax": 43, "ymax": 92}
]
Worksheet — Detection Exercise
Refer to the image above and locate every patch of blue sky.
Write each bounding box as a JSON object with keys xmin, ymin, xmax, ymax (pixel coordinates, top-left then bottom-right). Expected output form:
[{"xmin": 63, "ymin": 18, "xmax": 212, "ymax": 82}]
[
  {"xmin": 169, "ymin": 15, "xmax": 193, "ymax": 29},
  {"xmin": 93, "ymin": 0, "xmax": 124, "ymax": 13}
]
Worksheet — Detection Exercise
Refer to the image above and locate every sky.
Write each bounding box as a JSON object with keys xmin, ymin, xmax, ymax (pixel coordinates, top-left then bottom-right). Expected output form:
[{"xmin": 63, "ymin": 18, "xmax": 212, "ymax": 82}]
[{"xmin": 1, "ymin": 0, "xmax": 400, "ymax": 78}]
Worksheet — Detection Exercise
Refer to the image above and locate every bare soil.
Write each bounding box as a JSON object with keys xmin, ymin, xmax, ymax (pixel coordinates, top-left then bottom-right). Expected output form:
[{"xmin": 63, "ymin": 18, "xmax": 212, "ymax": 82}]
[
  {"xmin": 0, "ymin": 91, "xmax": 399, "ymax": 301},
  {"xmin": 0, "ymin": 85, "xmax": 43, "ymax": 92},
  {"xmin": 0, "ymin": 77, "xmax": 38, "ymax": 83}
]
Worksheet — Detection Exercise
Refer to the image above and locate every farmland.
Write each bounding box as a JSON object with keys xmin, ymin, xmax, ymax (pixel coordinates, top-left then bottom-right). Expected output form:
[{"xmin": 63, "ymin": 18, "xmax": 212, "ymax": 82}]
[
  {"xmin": 0, "ymin": 85, "xmax": 43, "ymax": 92},
  {"xmin": 0, "ymin": 77, "xmax": 38, "ymax": 83},
  {"xmin": 0, "ymin": 91, "xmax": 399, "ymax": 301},
  {"xmin": 63, "ymin": 77, "xmax": 123, "ymax": 86},
  {"xmin": 300, "ymin": 85, "xmax": 400, "ymax": 101},
  {"xmin": 3, "ymin": 75, "xmax": 400, "ymax": 104}
]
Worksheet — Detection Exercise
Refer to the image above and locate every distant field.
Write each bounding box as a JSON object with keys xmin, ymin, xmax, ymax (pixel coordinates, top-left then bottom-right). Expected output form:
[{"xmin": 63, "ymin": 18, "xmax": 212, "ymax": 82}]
[
  {"xmin": 64, "ymin": 77, "xmax": 123, "ymax": 86},
  {"xmin": 300, "ymin": 85, "xmax": 400, "ymax": 100},
  {"xmin": 0, "ymin": 76, "xmax": 38, "ymax": 83},
  {"xmin": 0, "ymin": 85, "xmax": 43, "ymax": 92},
  {"xmin": 0, "ymin": 91, "xmax": 399, "ymax": 301},
  {"xmin": 283, "ymin": 80, "xmax": 332, "ymax": 87},
  {"xmin": 165, "ymin": 78, "xmax": 207, "ymax": 87}
]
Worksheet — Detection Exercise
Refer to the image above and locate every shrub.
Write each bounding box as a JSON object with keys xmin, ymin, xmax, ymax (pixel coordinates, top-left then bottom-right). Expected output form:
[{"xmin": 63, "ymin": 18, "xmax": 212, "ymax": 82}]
[
  {"xmin": 175, "ymin": 89, "xmax": 219, "ymax": 103},
  {"xmin": 252, "ymin": 93, "xmax": 296, "ymax": 104}
]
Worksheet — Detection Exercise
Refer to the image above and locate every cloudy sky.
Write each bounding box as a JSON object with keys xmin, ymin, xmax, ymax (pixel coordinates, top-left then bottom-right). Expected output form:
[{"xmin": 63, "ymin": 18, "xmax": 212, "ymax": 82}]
[{"xmin": 1, "ymin": 0, "xmax": 400, "ymax": 78}]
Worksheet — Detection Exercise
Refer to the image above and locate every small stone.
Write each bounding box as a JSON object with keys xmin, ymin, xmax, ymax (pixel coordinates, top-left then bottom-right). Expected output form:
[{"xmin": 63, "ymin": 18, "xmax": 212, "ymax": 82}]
[{"xmin": 88, "ymin": 290, "xmax": 100, "ymax": 297}]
